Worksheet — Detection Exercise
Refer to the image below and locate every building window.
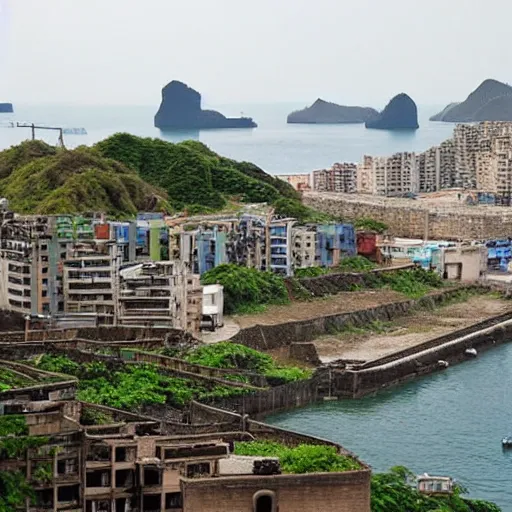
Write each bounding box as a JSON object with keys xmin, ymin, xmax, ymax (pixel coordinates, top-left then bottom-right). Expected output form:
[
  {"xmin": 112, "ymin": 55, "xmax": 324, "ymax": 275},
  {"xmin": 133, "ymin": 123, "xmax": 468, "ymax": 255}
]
[
  {"xmin": 165, "ymin": 492, "xmax": 183, "ymax": 509},
  {"xmin": 186, "ymin": 462, "xmax": 210, "ymax": 478},
  {"xmin": 253, "ymin": 490, "xmax": 277, "ymax": 512}
]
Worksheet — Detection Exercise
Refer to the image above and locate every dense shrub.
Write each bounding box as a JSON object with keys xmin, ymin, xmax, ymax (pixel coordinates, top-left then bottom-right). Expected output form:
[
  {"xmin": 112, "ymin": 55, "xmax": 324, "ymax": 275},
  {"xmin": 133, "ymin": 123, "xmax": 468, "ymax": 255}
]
[
  {"xmin": 201, "ymin": 264, "xmax": 289, "ymax": 314},
  {"xmin": 294, "ymin": 267, "xmax": 328, "ymax": 278},
  {"xmin": 0, "ymin": 471, "xmax": 35, "ymax": 511},
  {"xmin": 373, "ymin": 268, "xmax": 443, "ymax": 298},
  {"xmin": 371, "ymin": 466, "xmax": 501, "ymax": 512},
  {"xmin": 33, "ymin": 355, "xmax": 248, "ymax": 410},
  {"xmin": 337, "ymin": 256, "xmax": 376, "ymax": 273},
  {"xmin": 234, "ymin": 441, "xmax": 360, "ymax": 474},
  {"xmin": 184, "ymin": 342, "xmax": 312, "ymax": 385},
  {"xmin": 354, "ymin": 217, "xmax": 388, "ymax": 233}
]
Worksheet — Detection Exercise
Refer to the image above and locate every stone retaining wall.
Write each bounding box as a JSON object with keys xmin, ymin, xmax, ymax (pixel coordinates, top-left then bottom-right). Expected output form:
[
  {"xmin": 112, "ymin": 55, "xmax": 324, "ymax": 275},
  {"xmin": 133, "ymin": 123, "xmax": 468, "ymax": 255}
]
[
  {"xmin": 304, "ymin": 191, "xmax": 512, "ymax": 239},
  {"xmin": 232, "ymin": 287, "xmax": 477, "ymax": 351},
  {"xmin": 202, "ymin": 376, "xmax": 323, "ymax": 418}
]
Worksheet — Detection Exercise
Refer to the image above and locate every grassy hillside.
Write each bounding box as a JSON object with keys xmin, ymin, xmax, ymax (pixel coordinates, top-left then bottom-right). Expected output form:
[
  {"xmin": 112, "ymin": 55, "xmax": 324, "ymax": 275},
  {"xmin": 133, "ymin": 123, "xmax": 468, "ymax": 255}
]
[
  {"xmin": 0, "ymin": 141, "xmax": 170, "ymax": 215},
  {"xmin": 0, "ymin": 134, "xmax": 315, "ymax": 218},
  {"xmin": 96, "ymin": 133, "xmax": 299, "ymax": 212}
]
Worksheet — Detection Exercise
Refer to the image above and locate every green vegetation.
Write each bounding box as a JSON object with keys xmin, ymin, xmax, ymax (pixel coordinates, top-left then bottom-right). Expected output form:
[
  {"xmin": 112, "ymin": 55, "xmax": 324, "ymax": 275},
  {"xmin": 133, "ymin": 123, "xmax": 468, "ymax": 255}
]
[
  {"xmin": 337, "ymin": 256, "xmax": 376, "ymax": 273},
  {"xmin": 272, "ymin": 197, "xmax": 337, "ymax": 223},
  {"xmin": 370, "ymin": 267, "xmax": 444, "ymax": 299},
  {"xmin": 0, "ymin": 415, "xmax": 28, "ymax": 436},
  {"xmin": 294, "ymin": 266, "xmax": 329, "ymax": 278},
  {"xmin": 96, "ymin": 134, "xmax": 300, "ymax": 212},
  {"xmin": 0, "ymin": 135, "xmax": 315, "ymax": 217},
  {"xmin": 184, "ymin": 342, "xmax": 311, "ymax": 385},
  {"xmin": 201, "ymin": 264, "xmax": 289, "ymax": 314},
  {"xmin": 234, "ymin": 441, "xmax": 360, "ymax": 474},
  {"xmin": 0, "ymin": 471, "xmax": 34, "ymax": 512},
  {"xmin": 354, "ymin": 217, "xmax": 388, "ymax": 233},
  {"xmin": 0, "ymin": 368, "xmax": 35, "ymax": 391},
  {"xmin": 0, "ymin": 416, "xmax": 48, "ymax": 458},
  {"xmin": 371, "ymin": 466, "xmax": 500, "ymax": 512},
  {"xmin": 0, "ymin": 141, "xmax": 170, "ymax": 215},
  {"xmin": 33, "ymin": 355, "xmax": 249, "ymax": 410},
  {"xmin": 32, "ymin": 462, "xmax": 53, "ymax": 485},
  {"xmin": 80, "ymin": 408, "xmax": 115, "ymax": 426}
]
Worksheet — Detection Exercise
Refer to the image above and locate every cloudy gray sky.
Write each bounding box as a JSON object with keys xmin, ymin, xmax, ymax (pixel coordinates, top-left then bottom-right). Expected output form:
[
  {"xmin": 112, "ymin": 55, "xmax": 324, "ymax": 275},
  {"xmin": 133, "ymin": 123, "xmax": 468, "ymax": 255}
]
[{"xmin": 1, "ymin": 0, "xmax": 511, "ymax": 106}]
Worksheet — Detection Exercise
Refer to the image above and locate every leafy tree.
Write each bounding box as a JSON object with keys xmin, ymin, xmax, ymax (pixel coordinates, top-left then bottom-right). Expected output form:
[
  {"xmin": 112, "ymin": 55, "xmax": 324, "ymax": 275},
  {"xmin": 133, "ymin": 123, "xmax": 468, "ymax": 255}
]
[{"xmin": 201, "ymin": 264, "xmax": 289, "ymax": 314}]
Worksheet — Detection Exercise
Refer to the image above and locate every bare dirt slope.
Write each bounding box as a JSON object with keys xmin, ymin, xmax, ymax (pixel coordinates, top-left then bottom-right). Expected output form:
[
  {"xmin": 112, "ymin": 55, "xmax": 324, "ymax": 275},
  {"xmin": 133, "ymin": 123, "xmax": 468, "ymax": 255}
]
[
  {"xmin": 233, "ymin": 290, "xmax": 406, "ymax": 329},
  {"xmin": 313, "ymin": 294, "xmax": 510, "ymax": 363}
]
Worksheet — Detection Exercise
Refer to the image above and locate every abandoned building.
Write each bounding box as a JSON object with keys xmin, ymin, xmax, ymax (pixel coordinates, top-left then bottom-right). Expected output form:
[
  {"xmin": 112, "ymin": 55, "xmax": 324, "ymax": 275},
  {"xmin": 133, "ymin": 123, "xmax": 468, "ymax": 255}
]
[
  {"xmin": 0, "ymin": 374, "xmax": 371, "ymax": 512},
  {"xmin": 0, "ymin": 212, "xmax": 220, "ymax": 334},
  {"xmin": 313, "ymin": 121, "xmax": 512, "ymax": 198}
]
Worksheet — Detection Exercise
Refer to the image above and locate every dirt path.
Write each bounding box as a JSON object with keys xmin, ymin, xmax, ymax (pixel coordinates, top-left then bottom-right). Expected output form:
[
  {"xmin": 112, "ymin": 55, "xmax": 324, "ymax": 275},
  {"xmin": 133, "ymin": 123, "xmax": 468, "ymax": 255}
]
[{"xmin": 313, "ymin": 295, "xmax": 511, "ymax": 363}]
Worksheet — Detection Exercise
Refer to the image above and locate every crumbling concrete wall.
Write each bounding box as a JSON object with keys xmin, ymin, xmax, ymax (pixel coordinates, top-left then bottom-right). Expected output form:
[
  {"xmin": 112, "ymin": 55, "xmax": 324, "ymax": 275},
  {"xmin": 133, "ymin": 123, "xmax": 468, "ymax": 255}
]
[{"xmin": 304, "ymin": 192, "xmax": 512, "ymax": 239}]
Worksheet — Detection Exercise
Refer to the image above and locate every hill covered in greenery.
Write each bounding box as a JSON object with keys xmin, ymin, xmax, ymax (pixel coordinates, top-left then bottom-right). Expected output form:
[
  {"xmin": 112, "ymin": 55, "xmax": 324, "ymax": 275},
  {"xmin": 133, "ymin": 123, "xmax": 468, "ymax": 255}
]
[
  {"xmin": 0, "ymin": 134, "xmax": 310, "ymax": 217},
  {"xmin": 95, "ymin": 133, "xmax": 299, "ymax": 212},
  {"xmin": 0, "ymin": 140, "xmax": 170, "ymax": 215}
]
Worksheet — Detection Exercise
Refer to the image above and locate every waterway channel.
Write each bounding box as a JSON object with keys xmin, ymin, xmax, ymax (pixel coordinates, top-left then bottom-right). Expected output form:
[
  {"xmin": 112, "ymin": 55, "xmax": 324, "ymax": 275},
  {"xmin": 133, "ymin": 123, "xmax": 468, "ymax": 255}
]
[{"xmin": 266, "ymin": 343, "xmax": 512, "ymax": 511}]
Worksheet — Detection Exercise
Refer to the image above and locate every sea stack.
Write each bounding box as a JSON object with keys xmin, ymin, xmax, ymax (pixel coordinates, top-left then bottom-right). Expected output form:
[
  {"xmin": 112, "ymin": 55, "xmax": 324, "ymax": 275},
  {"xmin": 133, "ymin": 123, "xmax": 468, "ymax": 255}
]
[
  {"xmin": 365, "ymin": 93, "xmax": 419, "ymax": 130},
  {"xmin": 154, "ymin": 81, "xmax": 257, "ymax": 130},
  {"xmin": 287, "ymin": 99, "xmax": 378, "ymax": 124},
  {"xmin": 0, "ymin": 103, "xmax": 13, "ymax": 114},
  {"xmin": 430, "ymin": 79, "xmax": 512, "ymax": 122}
]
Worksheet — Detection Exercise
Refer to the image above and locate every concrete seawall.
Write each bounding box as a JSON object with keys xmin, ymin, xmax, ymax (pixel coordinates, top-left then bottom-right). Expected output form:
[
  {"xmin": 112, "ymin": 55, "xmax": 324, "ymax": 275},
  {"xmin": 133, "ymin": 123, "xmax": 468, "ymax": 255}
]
[{"xmin": 333, "ymin": 316, "xmax": 512, "ymax": 398}]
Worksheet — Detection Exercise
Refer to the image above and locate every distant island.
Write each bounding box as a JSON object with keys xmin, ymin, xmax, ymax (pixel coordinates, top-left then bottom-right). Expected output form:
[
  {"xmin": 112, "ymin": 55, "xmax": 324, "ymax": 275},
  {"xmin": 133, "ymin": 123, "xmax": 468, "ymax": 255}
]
[
  {"xmin": 365, "ymin": 93, "xmax": 419, "ymax": 130},
  {"xmin": 430, "ymin": 79, "xmax": 512, "ymax": 122},
  {"xmin": 154, "ymin": 81, "xmax": 257, "ymax": 130},
  {"xmin": 0, "ymin": 103, "xmax": 13, "ymax": 114},
  {"xmin": 287, "ymin": 99, "xmax": 378, "ymax": 124}
]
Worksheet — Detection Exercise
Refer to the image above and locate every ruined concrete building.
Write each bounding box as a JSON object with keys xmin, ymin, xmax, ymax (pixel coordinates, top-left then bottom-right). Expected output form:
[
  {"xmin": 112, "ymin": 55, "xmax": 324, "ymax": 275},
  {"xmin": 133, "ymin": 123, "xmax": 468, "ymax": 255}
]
[
  {"xmin": 0, "ymin": 359, "xmax": 371, "ymax": 512},
  {"xmin": 0, "ymin": 213, "xmax": 211, "ymax": 334},
  {"xmin": 314, "ymin": 122, "xmax": 512, "ymax": 197},
  {"xmin": 356, "ymin": 153, "xmax": 418, "ymax": 196},
  {"xmin": 118, "ymin": 261, "xmax": 203, "ymax": 333},
  {"xmin": 312, "ymin": 163, "xmax": 358, "ymax": 193},
  {"xmin": 63, "ymin": 241, "xmax": 122, "ymax": 325}
]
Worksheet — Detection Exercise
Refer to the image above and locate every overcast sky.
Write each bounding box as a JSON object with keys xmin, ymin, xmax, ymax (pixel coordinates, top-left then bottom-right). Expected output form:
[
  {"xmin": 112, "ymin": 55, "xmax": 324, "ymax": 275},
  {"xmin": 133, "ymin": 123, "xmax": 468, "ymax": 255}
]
[{"xmin": 1, "ymin": 0, "xmax": 511, "ymax": 107}]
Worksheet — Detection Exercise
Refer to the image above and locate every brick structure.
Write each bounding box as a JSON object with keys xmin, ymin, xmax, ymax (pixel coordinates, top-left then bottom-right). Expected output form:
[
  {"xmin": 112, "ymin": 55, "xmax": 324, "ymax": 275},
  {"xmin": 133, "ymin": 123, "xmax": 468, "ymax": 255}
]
[{"xmin": 180, "ymin": 471, "xmax": 371, "ymax": 512}]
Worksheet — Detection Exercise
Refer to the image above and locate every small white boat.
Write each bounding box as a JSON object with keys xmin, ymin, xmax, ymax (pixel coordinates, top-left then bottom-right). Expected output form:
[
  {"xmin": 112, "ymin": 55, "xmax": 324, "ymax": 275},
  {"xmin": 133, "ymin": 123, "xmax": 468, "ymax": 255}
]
[
  {"xmin": 502, "ymin": 436, "xmax": 512, "ymax": 448},
  {"xmin": 465, "ymin": 348, "xmax": 477, "ymax": 357}
]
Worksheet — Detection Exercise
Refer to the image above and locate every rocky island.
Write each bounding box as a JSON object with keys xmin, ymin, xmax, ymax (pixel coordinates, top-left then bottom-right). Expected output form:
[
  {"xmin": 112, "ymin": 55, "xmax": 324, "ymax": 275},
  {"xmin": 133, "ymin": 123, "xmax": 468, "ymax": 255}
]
[
  {"xmin": 287, "ymin": 99, "xmax": 378, "ymax": 124},
  {"xmin": 0, "ymin": 103, "xmax": 13, "ymax": 113},
  {"xmin": 365, "ymin": 93, "xmax": 419, "ymax": 130},
  {"xmin": 154, "ymin": 81, "xmax": 257, "ymax": 130},
  {"xmin": 430, "ymin": 79, "xmax": 512, "ymax": 122}
]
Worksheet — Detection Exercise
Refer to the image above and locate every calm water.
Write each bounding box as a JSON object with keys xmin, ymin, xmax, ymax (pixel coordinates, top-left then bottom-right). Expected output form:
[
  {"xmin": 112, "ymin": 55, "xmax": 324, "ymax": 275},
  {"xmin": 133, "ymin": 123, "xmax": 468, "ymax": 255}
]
[
  {"xmin": 0, "ymin": 103, "xmax": 455, "ymax": 174},
  {"xmin": 267, "ymin": 343, "xmax": 512, "ymax": 510}
]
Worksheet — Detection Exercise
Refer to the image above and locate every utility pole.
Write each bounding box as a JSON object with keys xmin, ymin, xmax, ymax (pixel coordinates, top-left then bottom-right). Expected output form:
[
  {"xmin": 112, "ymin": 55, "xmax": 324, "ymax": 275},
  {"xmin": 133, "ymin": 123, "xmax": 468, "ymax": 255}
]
[{"xmin": 16, "ymin": 122, "xmax": 65, "ymax": 148}]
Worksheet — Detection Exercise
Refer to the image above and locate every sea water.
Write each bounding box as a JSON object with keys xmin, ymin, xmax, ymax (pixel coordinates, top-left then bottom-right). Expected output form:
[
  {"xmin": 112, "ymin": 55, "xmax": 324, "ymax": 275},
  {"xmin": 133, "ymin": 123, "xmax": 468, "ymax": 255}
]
[
  {"xmin": 267, "ymin": 343, "xmax": 512, "ymax": 511},
  {"xmin": 0, "ymin": 103, "xmax": 455, "ymax": 174}
]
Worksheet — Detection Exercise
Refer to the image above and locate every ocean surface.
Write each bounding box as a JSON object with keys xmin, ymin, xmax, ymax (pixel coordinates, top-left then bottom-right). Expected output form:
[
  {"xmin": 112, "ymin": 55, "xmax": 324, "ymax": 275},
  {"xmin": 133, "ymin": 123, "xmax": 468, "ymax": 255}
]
[
  {"xmin": 267, "ymin": 343, "xmax": 512, "ymax": 511},
  {"xmin": 0, "ymin": 103, "xmax": 455, "ymax": 174}
]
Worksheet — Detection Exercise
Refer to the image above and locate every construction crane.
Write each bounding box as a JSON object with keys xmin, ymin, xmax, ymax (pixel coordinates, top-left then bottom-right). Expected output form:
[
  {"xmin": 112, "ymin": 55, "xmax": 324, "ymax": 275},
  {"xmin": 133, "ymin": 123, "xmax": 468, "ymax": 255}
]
[{"xmin": 16, "ymin": 122, "xmax": 65, "ymax": 148}]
